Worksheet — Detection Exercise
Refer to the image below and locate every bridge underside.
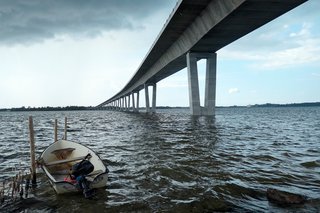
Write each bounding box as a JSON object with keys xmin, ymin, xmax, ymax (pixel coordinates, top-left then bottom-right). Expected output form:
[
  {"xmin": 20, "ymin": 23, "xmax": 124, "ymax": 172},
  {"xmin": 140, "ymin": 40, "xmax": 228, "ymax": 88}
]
[
  {"xmin": 98, "ymin": 0, "xmax": 308, "ymax": 115},
  {"xmin": 141, "ymin": 0, "xmax": 307, "ymax": 85}
]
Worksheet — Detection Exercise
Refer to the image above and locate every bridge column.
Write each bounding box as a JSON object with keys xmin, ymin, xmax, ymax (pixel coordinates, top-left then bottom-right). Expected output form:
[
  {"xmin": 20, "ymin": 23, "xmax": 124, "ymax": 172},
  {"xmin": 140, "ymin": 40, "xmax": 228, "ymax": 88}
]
[
  {"xmin": 127, "ymin": 95, "xmax": 130, "ymax": 111},
  {"xmin": 151, "ymin": 83, "xmax": 157, "ymax": 113},
  {"xmin": 187, "ymin": 53, "xmax": 201, "ymax": 115},
  {"xmin": 145, "ymin": 84, "xmax": 157, "ymax": 113},
  {"xmin": 136, "ymin": 91, "xmax": 140, "ymax": 112},
  {"xmin": 145, "ymin": 84, "xmax": 150, "ymax": 113},
  {"xmin": 123, "ymin": 97, "xmax": 126, "ymax": 111},
  {"xmin": 187, "ymin": 52, "xmax": 217, "ymax": 116},
  {"xmin": 124, "ymin": 96, "xmax": 127, "ymax": 111},
  {"xmin": 120, "ymin": 98, "xmax": 123, "ymax": 111},
  {"xmin": 128, "ymin": 95, "xmax": 131, "ymax": 111},
  {"xmin": 132, "ymin": 92, "xmax": 136, "ymax": 111},
  {"xmin": 204, "ymin": 53, "xmax": 217, "ymax": 115},
  {"xmin": 122, "ymin": 97, "xmax": 125, "ymax": 111}
]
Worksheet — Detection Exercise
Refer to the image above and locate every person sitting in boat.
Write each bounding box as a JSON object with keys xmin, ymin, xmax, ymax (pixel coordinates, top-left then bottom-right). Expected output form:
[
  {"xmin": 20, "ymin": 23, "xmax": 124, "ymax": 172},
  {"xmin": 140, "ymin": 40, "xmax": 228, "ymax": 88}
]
[{"xmin": 70, "ymin": 153, "xmax": 95, "ymax": 198}]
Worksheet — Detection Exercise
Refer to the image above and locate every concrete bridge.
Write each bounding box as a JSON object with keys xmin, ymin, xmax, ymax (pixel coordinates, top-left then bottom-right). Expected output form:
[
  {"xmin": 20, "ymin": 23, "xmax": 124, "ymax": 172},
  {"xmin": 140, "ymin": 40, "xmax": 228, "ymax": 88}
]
[{"xmin": 97, "ymin": 0, "xmax": 307, "ymax": 115}]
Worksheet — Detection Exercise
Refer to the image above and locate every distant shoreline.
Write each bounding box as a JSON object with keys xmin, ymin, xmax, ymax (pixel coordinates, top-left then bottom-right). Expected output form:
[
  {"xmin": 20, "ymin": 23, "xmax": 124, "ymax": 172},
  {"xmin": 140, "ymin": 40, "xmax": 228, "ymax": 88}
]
[
  {"xmin": 220, "ymin": 102, "xmax": 320, "ymax": 108},
  {"xmin": 0, "ymin": 102, "xmax": 320, "ymax": 112}
]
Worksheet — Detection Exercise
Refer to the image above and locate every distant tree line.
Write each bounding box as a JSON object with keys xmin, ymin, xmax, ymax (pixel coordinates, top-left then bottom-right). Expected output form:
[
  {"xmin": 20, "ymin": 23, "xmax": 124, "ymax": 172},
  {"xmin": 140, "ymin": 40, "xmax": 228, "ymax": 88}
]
[
  {"xmin": 250, "ymin": 102, "xmax": 320, "ymax": 108},
  {"xmin": 0, "ymin": 106, "xmax": 96, "ymax": 112},
  {"xmin": 0, "ymin": 102, "xmax": 319, "ymax": 112}
]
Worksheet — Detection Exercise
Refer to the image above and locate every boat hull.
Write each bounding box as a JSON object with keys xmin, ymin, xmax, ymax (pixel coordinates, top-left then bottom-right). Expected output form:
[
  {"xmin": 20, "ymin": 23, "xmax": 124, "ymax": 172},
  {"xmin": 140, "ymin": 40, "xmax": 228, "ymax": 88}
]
[{"xmin": 47, "ymin": 173, "xmax": 108, "ymax": 194}]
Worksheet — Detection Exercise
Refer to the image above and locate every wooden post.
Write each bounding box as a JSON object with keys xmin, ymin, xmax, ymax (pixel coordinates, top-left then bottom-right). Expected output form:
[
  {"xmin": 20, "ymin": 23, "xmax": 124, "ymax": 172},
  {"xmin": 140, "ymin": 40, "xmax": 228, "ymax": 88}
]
[
  {"xmin": 28, "ymin": 116, "xmax": 36, "ymax": 186},
  {"xmin": 54, "ymin": 119, "xmax": 58, "ymax": 142},
  {"xmin": 64, "ymin": 117, "xmax": 67, "ymax": 140}
]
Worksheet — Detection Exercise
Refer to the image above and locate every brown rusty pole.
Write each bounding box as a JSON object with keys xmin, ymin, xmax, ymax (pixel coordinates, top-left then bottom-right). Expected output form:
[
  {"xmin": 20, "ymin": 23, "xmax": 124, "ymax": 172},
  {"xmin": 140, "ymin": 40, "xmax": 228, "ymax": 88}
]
[
  {"xmin": 54, "ymin": 119, "xmax": 58, "ymax": 142},
  {"xmin": 28, "ymin": 116, "xmax": 36, "ymax": 186},
  {"xmin": 64, "ymin": 117, "xmax": 67, "ymax": 140}
]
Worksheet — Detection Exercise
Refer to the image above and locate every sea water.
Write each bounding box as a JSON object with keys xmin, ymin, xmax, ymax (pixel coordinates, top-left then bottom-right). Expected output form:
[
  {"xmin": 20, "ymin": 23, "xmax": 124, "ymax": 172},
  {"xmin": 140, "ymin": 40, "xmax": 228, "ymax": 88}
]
[{"xmin": 0, "ymin": 107, "xmax": 319, "ymax": 212}]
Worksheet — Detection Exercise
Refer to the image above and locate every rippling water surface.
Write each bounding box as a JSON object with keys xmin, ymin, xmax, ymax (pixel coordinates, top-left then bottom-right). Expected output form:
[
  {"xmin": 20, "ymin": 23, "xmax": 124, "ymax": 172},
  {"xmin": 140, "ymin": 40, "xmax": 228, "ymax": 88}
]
[{"xmin": 0, "ymin": 107, "xmax": 320, "ymax": 212}]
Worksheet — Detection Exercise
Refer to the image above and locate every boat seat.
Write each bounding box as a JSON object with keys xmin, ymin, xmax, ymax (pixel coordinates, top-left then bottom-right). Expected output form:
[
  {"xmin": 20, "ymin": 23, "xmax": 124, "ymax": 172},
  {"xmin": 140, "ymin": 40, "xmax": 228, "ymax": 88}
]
[
  {"xmin": 45, "ymin": 155, "xmax": 88, "ymax": 166},
  {"xmin": 51, "ymin": 148, "xmax": 75, "ymax": 160}
]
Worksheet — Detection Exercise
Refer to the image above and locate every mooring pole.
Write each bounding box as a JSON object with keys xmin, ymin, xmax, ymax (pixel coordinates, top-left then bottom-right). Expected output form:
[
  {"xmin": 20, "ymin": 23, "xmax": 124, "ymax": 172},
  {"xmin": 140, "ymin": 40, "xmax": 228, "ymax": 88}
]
[
  {"xmin": 54, "ymin": 119, "xmax": 58, "ymax": 142},
  {"xmin": 28, "ymin": 116, "xmax": 36, "ymax": 186},
  {"xmin": 64, "ymin": 117, "xmax": 67, "ymax": 140}
]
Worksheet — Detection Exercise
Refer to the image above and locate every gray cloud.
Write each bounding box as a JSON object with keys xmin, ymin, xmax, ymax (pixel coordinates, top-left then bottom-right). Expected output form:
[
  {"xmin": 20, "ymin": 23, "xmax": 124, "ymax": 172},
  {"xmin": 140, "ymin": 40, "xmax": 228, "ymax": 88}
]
[
  {"xmin": 0, "ymin": 0, "xmax": 173, "ymax": 45},
  {"xmin": 221, "ymin": 0, "xmax": 319, "ymax": 53}
]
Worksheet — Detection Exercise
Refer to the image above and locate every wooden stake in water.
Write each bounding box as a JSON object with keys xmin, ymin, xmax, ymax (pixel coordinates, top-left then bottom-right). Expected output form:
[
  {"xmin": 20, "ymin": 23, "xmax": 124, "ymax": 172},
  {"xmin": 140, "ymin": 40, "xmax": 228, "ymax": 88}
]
[
  {"xmin": 28, "ymin": 116, "xmax": 37, "ymax": 186},
  {"xmin": 54, "ymin": 119, "xmax": 58, "ymax": 142},
  {"xmin": 64, "ymin": 117, "xmax": 67, "ymax": 140}
]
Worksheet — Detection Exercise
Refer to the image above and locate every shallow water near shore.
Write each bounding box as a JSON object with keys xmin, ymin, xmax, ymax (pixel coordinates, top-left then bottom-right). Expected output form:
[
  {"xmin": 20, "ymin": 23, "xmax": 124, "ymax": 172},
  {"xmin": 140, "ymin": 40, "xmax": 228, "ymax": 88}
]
[{"xmin": 1, "ymin": 107, "xmax": 320, "ymax": 212}]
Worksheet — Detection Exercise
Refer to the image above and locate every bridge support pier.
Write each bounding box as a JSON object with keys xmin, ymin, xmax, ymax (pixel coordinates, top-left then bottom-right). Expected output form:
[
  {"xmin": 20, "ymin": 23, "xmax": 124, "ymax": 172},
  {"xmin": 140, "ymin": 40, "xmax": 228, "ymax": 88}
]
[
  {"xmin": 136, "ymin": 91, "xmax": 140, "ymax": 112},
  {"xmin": 122, "ymin": 97, "xmax": 125, "ymax": 111},
  {"xmin": 128, "ymin": 95, "xmax": 131, "ymax": 111},
  {"xmin": 145, "ymin": 84, "xmax": 150, "ymax": 113},
  {"xmin": 145, "ymin": 83, "xmax": 156, "ymax": 113},
  {"xmin": 132, "ymin": 93, "xmax": 136, "ymax": 112},
  {"xmin": 124, "ymin": 96, "xmax": 127, "ymax": 111},
  {"xmin": 187, "ymin": 52, "xmax": 217, "ymax": 116},
  {"xmin": 152, "ymin": 84, "xmax": 157, "ymax": 113}
]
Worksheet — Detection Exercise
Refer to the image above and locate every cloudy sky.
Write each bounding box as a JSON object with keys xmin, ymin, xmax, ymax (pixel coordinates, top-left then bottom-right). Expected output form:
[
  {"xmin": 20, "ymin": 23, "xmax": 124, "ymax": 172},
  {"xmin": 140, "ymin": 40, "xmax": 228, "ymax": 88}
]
[{"xmin": 0, "ymin": 0, "xmax": 319, "ymax": 108}]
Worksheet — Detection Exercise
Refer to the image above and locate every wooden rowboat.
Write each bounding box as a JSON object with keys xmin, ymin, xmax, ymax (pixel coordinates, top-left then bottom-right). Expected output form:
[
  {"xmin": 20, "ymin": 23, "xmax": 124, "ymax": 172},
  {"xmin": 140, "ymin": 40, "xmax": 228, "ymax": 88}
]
[{"xmin": 39, "ymin": 140, "xmax": 108, "ymax": 195}]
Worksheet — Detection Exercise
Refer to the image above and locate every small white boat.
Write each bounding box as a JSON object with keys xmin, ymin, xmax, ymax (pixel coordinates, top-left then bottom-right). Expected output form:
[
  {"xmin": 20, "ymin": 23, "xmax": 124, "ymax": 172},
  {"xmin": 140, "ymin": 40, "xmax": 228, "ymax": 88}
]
[{"xmin": 39, "ymin": 140, "xmax": 108, "ymax": 196}]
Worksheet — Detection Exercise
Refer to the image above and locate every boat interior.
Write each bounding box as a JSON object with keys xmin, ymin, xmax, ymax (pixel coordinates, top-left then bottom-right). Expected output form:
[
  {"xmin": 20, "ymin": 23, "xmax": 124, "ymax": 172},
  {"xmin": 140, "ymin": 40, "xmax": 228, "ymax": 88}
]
[{"xmin": 43, "ymin": 148, "xmax": 103, "ymax": 182}]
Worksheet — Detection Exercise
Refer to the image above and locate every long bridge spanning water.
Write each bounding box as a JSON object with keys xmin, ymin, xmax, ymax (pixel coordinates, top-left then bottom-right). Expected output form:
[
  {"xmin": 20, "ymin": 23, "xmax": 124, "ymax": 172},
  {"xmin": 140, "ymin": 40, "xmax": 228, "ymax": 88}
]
[{"xmin": 97, "ymin": 0, "xmax": 307, "ymax": 115}]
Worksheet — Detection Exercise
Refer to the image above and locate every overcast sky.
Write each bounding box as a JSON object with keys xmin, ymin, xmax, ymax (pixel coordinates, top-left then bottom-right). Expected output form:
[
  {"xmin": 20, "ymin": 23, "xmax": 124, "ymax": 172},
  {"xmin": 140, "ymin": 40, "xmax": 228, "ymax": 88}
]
[{"xmin": 0, "ymin": 0, "xmax": 319, "ymax": 108}]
